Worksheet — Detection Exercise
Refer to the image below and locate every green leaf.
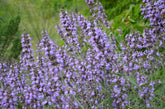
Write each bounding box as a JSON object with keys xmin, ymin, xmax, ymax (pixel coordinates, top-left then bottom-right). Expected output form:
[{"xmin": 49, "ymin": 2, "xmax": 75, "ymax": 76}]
[
  {"xmin": 126, "ymin": 76, "xmax": 138, "ymax": 86},
  {"xmin": 97, "ymin": 98, "xmax": 109, "ymax": 109},
  {"xmin": 154, "ymin": 83, "xmax": 165, "ymax": 92},
  {"xmin": 16, "ymin": 101, "xmax": 23, "ymax": 109},
  {"xmin": 0, "ymin": 16, "xmax": 6, "ymax": 23},
  {"xmin": 72, "ymin": 95, "xmax": 84, "ymax": 109},
  {"xmin": 112, "ymin": 72, "xmax": 123, "ymax": 77},
  {"xmin": 0, "ymin": 81, "xmax": 4, "ymax": 88},
  {"xmin": 19, "ymin": 71, "xmax": 23, "ymax": 79},
  {"xmin": 128, "ymin": 18, "xmax": 136, "ymax": 23},
  {"xmin": 16, "ymin": 93, "xmax": 24, "ymax": 97},
  {"xmin": 140, "ymin": 82, "xmax": 149, "ymax": 88}
]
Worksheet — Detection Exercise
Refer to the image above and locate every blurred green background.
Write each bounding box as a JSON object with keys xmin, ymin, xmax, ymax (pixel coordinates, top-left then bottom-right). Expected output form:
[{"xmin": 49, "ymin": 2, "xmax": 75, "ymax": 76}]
[{"xmin": 0, "ymin": 0, "xmax": 146, "ymax": 61}]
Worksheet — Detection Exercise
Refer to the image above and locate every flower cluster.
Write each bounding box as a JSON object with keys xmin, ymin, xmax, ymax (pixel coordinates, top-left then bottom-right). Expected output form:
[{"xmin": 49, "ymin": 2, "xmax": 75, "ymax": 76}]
[{"xmin": 0, "ymin": 0, "xmax": 164, "ymax": 109}]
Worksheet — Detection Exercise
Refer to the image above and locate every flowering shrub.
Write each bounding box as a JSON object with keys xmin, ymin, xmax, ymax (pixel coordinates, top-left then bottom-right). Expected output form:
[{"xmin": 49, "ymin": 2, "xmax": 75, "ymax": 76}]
[{"xmin": 0, "ymin": 0, "xmax": 165, "ymax": 109}]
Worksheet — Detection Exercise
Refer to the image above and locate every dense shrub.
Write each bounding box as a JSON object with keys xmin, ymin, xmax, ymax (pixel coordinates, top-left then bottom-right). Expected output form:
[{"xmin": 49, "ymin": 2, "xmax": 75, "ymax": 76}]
[
  {"xmin": 0, "ymin": 0, "xmax": 164, "ymax": 108},
  {"xmin": 0, "ymin": 15, "xmax": 22, "ymax": 61}
]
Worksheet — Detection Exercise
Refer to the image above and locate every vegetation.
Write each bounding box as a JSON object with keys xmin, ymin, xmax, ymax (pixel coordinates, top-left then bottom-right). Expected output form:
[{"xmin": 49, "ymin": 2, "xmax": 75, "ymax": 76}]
[{"xmin": 0, "ymin": 0, "xmax": 164, "ymax": 108}]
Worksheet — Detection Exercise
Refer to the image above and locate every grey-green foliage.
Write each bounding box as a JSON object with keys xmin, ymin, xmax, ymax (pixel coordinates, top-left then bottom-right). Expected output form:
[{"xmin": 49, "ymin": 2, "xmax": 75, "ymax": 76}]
[{"xmin": 0, "ymin": 15, "xmax": 22, "ymax": 61}]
